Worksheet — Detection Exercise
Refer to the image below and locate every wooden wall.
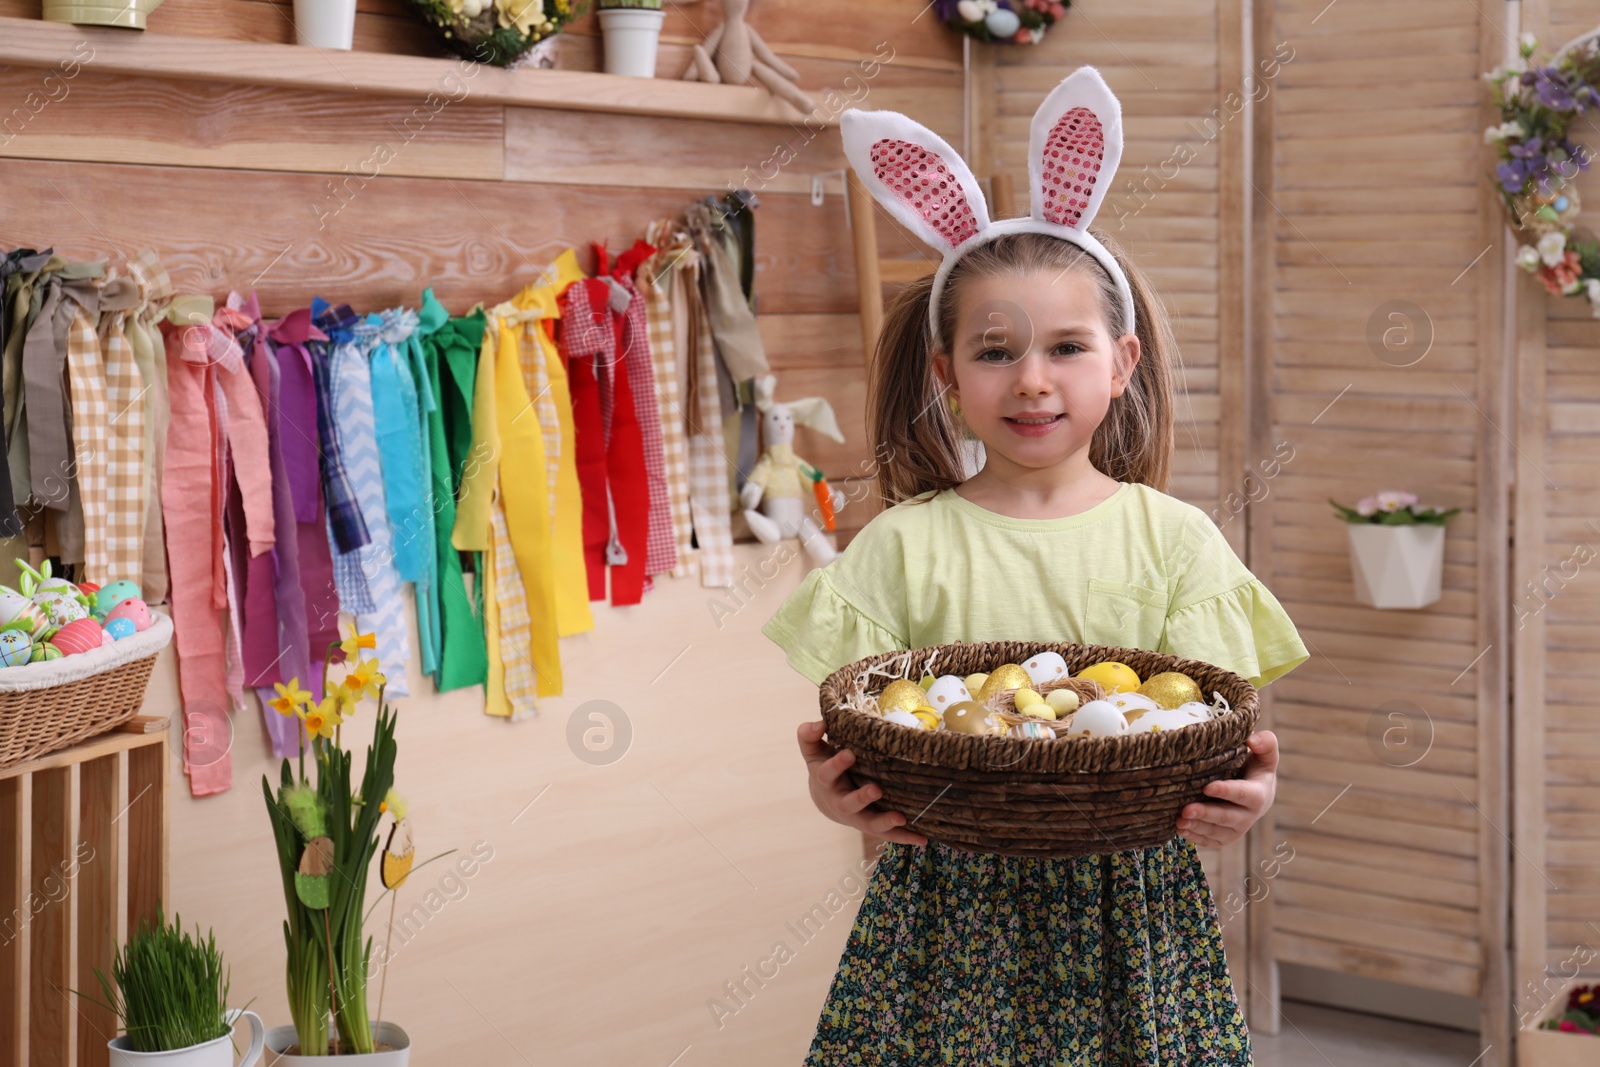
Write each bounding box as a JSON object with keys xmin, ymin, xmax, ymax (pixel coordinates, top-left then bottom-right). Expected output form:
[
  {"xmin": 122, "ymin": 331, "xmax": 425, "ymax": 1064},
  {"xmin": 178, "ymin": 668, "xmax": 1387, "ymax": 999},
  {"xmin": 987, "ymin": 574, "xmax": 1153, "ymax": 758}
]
[{"xmin": 1249, "ymin": 0, "xmax": 1512, "ymax": 1053}]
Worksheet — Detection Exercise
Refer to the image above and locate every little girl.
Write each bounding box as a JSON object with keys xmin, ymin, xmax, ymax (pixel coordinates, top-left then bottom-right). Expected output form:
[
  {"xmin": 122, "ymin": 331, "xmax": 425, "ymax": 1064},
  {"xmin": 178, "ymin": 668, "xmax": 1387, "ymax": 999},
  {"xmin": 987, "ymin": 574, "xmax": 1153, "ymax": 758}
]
[{"xmin": 762, "ymin": 69, "xmax": 1308, "ymax": 1065}]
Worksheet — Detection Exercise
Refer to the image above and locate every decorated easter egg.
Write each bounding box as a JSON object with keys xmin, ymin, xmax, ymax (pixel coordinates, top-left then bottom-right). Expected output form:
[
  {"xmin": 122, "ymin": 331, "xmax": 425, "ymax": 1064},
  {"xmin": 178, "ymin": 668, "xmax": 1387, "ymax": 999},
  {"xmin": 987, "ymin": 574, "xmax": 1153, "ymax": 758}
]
[
  {"xmin": 0, "ymin": 628, "xmax": 30, "ymax": 666},
  {"xmin": 51, "ymin": 617, "xmax": 103, "ymax": 656},
  {"xmin": 1066, "ymin": 699, "xmax": 1128, "ymax": 738},
  {"xmin": 924, "ymin": 675, "xmax": 972, "ymax": 710},
  {"xmin": 29, "ymin": 641, "xmax": 62, "ymax": 663},
  {"xmin": 1139, "ymin": 671, "xmax": 1203, "ymax": 710},
  {"xmin": 1018, "ymin": 703, "xmax": 1056, "ymax": 720},
  {"xmin": 0, "ymin": 590, "xmax": 48, "ymax": 637},
  {"xmin": 382, "ymin": 818, "xmax": 415, "ymax": 891},
  {"xmin": 1009, "ymin": 720, "xmax": 1054, "ymax": 740},
  {"xmin": 105, "ymin": 617, "xmax": 136, "ymax": 640},
  {"xmin": 14, "ymin": 558, "xmax": 78, "ymax": 599},
  {"xmin": 911, "ymin": 709, "xmax": 942, "ymax": 730},
  {"xmin": 963, "ymin": 673, "xmax": 988, "ymax": 694},
  {"xmin": 91, "ymin": 580, "xmax": 141, "ymax": 621},
  {"xmin": 1077, "ymin": 661, "xmax": 1141, "ymax": 694},
  {"xmin": 1107, "ymin": 691, "xmax": 1161, "ymax": 717},
  {"xmin": 1045, "ymin": 689, "xmax": 1081, "ymax": 715},
  {"xmin": 1022, "ymin": 651, "xmax": 1068, "ymax": 686},
  {"xmin": 878, "ymin": 679, "xmax": 928, "ymax": 714},
  {"xmin": 917, "ymin": 675, "xmax": 937, "ymax": 690},
  {"xmin": 1013, "ymin": 688, "xmax": 1044, "ymax": 711},
  {"xmin": 942, "ymin": 700, "xmax": 999, "ymax": 736},
  {"xmin": 976, "ymin": 663, "xmax": 1032, "ymax": 703},
  {"xmin": 105, "ymin": 598, "xmax": 154, "ymax": 633},
  {"xmin": 882, "ymin": 710, "xmax": 925, "ymax": 729},
  {"xmin": 33, "ymin": 591, "xmax": 88, "ymax": 633},
  {"xmin": 1124, "ymin": 704, "xmax": 1211, "ymax": 734}
]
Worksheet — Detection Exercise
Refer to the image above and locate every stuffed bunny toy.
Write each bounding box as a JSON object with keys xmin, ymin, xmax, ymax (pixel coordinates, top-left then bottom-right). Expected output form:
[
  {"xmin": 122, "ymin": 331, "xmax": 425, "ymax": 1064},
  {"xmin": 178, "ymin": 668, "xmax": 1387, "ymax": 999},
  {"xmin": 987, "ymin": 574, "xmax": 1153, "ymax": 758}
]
[{"xmin": 739, "ymin": 375, "xmax": 848, "ymax": 565}]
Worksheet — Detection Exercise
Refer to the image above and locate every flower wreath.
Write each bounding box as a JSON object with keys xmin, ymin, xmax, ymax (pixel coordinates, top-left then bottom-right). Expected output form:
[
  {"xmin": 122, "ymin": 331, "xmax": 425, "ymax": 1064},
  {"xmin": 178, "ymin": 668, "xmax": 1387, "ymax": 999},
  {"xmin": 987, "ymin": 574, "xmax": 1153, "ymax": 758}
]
[
  {"xmin": 404, "ymin": 0, "xmax": 579, "ymax": 67},
  {"xmin": 933, "ymin": 0, "xmax": 1070, "ymax": 46},
  {"xmin": 1485, "ymin": 30, "xmax": 1600, "ymax": 313}
]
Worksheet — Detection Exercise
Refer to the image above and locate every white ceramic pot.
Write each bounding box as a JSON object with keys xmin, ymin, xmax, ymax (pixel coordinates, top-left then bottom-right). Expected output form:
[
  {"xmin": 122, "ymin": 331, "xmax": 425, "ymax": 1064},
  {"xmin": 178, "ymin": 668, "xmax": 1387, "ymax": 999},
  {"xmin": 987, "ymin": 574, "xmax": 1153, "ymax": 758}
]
[
  {"xmin": 599, "ymin": 8, "xmax": 667, "ymax": 77},
  {"xmin": 264, "ymin": 1022, "xmax": 410, "ymax": 1065},
  {"xmin": 108, "ymin": 1009, "xmax": 264, "ymax": 1066},
  {"xmin": 1346, "ymin": 523, "xmax": 1445, "ymax": 610},
  {"xmin": 293, "ymin": 0, "xmax": 357, "ymax": 49}
]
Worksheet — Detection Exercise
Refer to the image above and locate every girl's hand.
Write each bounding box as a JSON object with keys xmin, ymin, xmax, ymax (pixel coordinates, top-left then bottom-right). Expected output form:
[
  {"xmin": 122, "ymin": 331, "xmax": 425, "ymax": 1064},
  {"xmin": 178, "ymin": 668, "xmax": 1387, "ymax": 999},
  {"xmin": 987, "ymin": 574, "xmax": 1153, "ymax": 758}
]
[
  {"xmin": 797, "ymin": 720, "xmax": 929, "ymax": 847},
  {"xmin": 1177, "ymin": 730, "xmax": 1278, "ymax": 849}
]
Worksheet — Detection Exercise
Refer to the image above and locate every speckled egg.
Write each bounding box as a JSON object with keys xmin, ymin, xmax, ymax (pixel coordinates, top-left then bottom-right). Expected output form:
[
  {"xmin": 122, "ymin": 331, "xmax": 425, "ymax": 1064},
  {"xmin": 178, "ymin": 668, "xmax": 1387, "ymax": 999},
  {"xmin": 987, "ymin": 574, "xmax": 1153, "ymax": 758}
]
[
  {"xmin": 923, "ymin": 674, "xmax": 972, "ymax": 710},
  {"xmin": 104, "ymin": 598, "xmax": 154, "ymax": 633},
  {"xmin": 975, "ymin": 663, "xmax": 1032, "ymax": 703},
  {"xmin": 1106, "ymin": 691, "xmax": 1162, "ymax": 717},
  {"xmin": 105, "ymin": 617, "xmax": 136, "ymax": 640},
  {"xmin": 1124, "ymin": 704, "xmax": 1211, "ymax": 734},
  {"xmin": 0, "ymin": 628, "xmax": 30, "ymax": 667},
  {"xmin": 1022, "ymin": 651, "xmax": 1068, "ymax": 686},
  {"xmin": 91, "ymin": 580, "xmax": 142, "ymax": 621},
  {"xmin": 1065, "ymin": 699, "xmax": 1128, "ymax": 738},
  {"xmin": 942, "ymin": 700, "xmax": 999, "ymax": 736},
  {"xmin": 51, "ymin": 617, "xmax": 104, "ymax": 656},
  {"xmin": 33, "ymin": 591, "xmax": 88, "ymax": 633}
]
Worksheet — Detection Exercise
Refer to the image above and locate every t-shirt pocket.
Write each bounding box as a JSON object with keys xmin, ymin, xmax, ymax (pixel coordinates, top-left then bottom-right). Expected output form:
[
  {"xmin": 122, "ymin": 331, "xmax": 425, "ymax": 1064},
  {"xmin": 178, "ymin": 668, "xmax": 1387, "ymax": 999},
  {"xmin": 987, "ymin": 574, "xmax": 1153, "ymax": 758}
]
[{"xmin": 1085, "ymin": 577, "xmax": 1168, "ymax": 650}]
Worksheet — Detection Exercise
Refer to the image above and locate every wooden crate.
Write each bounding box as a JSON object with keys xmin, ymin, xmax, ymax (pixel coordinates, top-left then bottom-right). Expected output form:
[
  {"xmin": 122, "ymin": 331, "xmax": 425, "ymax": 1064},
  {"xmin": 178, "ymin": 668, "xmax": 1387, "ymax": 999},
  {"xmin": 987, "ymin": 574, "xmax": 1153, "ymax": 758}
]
[
  {"xmin": 0, "ymin": 716, "xmax": 169, "ymax": 1067},
  {"xmin": 1520, "ymin": 976, "xmax": 1600, "ymax": 1066}
]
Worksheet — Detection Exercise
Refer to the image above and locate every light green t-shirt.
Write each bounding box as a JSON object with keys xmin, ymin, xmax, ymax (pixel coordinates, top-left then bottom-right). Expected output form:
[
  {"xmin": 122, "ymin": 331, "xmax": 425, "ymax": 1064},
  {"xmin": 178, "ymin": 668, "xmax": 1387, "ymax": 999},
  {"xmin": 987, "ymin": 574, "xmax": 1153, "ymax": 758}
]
[{"xmin": 762, "ymin": 482, "xmax": 1308, "ymax": 690}]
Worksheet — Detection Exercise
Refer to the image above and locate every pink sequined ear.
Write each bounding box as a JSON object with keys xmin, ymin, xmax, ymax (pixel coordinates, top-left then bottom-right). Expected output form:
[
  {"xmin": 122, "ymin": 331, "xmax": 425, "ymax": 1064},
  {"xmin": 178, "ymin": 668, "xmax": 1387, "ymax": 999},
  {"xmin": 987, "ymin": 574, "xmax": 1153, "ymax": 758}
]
[
  {"xmin": 868, "ymin": 138, "xmax": 982, "ymax": 247},
  {"xmin": 1038, "ymin": 107, "xmax": 1105, "ymax": 229}
]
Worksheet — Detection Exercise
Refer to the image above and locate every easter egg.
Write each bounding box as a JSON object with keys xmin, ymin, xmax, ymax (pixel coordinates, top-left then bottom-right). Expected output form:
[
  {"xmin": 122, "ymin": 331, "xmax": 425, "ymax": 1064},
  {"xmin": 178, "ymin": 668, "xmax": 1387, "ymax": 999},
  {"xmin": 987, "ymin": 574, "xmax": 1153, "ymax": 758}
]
[
  {"xmin": 1022, "ymin": 651, "xmax": 1068, "ymax": 686},
  {"xmin": 924, "ymin": 674, "xmax": 972, "ymax": 710},
  {"xmin": 91, "ymin": 580, "xmax": 142, "ymax": 621},
  {"xmin": 104, "ymin": 598, "xmax": 153, "ymax": 633},
  {"xmin": 1013, "ymin": 688, "xmax": 1043, "ymax": 711},
  {"xmin": 29, "ymin": 641, "xmax": 62, "ymax": 663},
  {"xmin": 1077, "ymin": 661, "xmax": 1141, "ymax": 694},
  {"xmin": 942, "ymin": 700, "xmax": 999, "ymax": 736},
  {"xmin": 976, "ymin": 663, "xmax": 1032, "ymax": 703},
  {"xmin": 105, "ymin": 617, "xmax": 136, "ymax": 640},
  {"xmin": 911, "ymin": 709, "xmax": 942, "ymax": 730},
  {"xmin": 882, "ymin": 710, "xmax": 925, "ymax": 729},
  {"xmin": 918, "ymin": 675, "xmax": 937, "ymax": 690},
  {"xmin": 1009, "ymin": 720, "xmax": 1054, "ymax": 740},
  {"xmin": 1124, "ymin": 704, "xmax": 1211, "ymax": 734},
  {"xmin": 964, "ymin": 673, "xmax": 988, "ymax": 694},
  {"xmin": 985, "ymin": 7, "xmax": 1021, "ymax": 37},
  {"xmin": 0, "ymin": 628, "xmax": 30, "ymax": 666},
  {"xmin": 1045, "ymin": 689, "xmax": 1081, "ymax": 715},
  {"xmin": 51, "ymin": 617, "xmax": 103, "ymax": 656},
  {"xmin": 33, "ymin": 591, "xmax": 88, "ymax": 633},
  {"xmin": 1139, "ymin": 672, "xmax": 1203, "ymax": 710},
  {"xmin": 878, "ymin": 679, "xmax": 928, "ymax": 714},
  {"xmin": 0, "ymin": 591, "xmax": 48, "ymax": 637},
  {"xmin": 1066, "ymin": 699, "xmax": 1128, "ymax": 738},
  {"xmin": 1107, "ymin": 691, "xmax": 1161, "ymax": 716}
]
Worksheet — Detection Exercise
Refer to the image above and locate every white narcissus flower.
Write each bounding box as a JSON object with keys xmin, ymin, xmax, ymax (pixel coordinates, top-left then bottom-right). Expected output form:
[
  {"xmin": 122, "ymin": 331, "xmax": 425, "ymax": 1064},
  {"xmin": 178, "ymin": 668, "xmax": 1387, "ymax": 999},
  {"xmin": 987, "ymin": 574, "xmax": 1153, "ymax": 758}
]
[
  {"xmin": 1538, "ymin": 230, "xmax": 1568, "ymax": 267},
  {"xmin": 1517, "ymin": 245, "xmax": 1542, "ymax": 271},
  {"xmin": 957, "ymin": 0, "xmax": 986, "ymax": 20},
  {"xmin": 1519, "ymin": 31, "xmax": 1538, "ymax": 54}
]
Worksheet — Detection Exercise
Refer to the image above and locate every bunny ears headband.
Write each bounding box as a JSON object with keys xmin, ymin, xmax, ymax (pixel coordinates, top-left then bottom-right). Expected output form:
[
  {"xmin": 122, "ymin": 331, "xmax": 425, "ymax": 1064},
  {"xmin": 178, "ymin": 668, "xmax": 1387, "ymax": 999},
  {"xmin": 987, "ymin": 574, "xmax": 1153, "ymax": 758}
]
[{"xmin": 840, "ymin": 66, "xmax": 1134, "ymax": 350}]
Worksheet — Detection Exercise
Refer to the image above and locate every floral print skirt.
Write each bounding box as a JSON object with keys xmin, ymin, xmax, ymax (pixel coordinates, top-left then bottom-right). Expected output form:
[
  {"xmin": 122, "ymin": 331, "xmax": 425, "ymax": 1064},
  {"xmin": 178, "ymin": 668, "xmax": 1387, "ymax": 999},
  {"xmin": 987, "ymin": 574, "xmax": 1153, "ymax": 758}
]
[{"xmin": 805, "ymin": 836, "xmax": 1250, "ymax": 1066}]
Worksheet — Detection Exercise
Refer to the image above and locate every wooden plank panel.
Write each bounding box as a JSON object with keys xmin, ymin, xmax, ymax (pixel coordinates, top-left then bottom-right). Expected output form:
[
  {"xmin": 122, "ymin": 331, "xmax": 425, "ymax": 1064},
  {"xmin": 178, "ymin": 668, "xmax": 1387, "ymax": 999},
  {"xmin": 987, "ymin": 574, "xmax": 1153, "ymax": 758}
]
[
  {"xmin": 1275, "ymin": 904, "xmax": 1480, "ymax": 968},
  {"xmin": 0, "ymin": 775, "xmax": 22, "ymax": 1067},
  {"xmin": 76, "ymin": 754, "xmax": 120, "ymax": 1067},
  {"xmin": 1274, "ymin": 931, "xmax": 1480, "ymax": 997},
  {"xmin": 126, "ymin": 742, "xmax": 165, "ymax": 936},
  {"xmin": 28, "ymin": 766, "xmax": 72, "ymax": 1067}
]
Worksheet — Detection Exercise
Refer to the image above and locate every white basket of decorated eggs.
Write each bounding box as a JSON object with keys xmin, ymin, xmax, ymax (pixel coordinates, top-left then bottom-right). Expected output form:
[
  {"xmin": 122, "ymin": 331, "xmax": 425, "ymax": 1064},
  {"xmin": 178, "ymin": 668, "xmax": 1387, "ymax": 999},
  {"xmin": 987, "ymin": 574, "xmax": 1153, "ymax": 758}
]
[{"xmin": 0, "ymin": 561, "xmax": 171, "ymax": 768}]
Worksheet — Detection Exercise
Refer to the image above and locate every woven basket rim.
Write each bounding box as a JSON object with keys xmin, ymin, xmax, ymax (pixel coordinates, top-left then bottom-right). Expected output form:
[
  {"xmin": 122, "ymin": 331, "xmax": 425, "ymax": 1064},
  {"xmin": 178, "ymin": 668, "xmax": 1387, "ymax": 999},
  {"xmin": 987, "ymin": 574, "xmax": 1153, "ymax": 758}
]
[
  {"xmin": 819, "ymin": 640, "xmax": 1259, "ymax": 776},
  {"xmin": 0, "ymin": 610, "xmax": 173, "ymax": 691}
]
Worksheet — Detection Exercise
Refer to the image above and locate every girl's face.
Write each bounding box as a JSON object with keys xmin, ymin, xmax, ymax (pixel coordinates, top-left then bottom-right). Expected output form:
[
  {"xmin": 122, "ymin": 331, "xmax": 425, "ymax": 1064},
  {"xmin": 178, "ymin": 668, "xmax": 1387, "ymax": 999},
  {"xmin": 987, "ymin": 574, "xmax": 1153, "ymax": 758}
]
[{"xmin": 933, "ymin": 267, "xmax": 1140, "ymax": 475}]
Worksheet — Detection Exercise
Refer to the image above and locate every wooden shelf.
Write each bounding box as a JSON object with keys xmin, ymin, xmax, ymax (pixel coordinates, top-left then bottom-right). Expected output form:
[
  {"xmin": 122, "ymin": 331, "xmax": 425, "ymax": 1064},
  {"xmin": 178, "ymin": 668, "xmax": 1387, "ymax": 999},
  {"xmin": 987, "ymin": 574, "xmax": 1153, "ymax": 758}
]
[{"xmin": 0, "ymin": 15, "xmax": 832, "ymax": 126}]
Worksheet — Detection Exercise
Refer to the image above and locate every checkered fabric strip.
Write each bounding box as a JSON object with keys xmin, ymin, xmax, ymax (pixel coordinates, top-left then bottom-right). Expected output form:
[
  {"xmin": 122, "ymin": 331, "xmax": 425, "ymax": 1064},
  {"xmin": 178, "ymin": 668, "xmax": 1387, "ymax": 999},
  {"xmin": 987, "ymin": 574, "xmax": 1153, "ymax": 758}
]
[
  {"xmin": 311, "ymin": 304, "xmax": 370, "ymax": 556},
  {"xmin": 64, "ymin": 308, "xmax": 111, "ymax": 584},
  {"xmin": 685, "ymin": 265, "xmax": 734, "ymax": 589},
  {"xmin": 557, "ymin": 281, "xmax": 618, "ymax": 440},
  {"xmin": 617, "ymin": 274, "xmax": 678, "ymax": 578},
  {"xmin": 639, "ymin": 245, "xmax": 695, "ymax": 580},
  {"xmin": 98, "ymin": 291, "xmax": 147, "ymax": 585},
  {"xmin": 490, "ymin": 499, "xmax": 538, "ymax": 720}
]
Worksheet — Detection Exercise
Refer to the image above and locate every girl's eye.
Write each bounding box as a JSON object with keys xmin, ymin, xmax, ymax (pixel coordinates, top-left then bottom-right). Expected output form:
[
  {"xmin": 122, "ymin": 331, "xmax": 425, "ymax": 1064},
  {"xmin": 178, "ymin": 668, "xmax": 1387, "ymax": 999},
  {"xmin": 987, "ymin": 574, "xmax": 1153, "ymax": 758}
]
[
  {"xmin": 1054, "ymin": 343, "xmax": 1084, "ymax": 356},
  {"xmin": 976, "ymin": 348, "xmax": 1014, "ymax": 363}
]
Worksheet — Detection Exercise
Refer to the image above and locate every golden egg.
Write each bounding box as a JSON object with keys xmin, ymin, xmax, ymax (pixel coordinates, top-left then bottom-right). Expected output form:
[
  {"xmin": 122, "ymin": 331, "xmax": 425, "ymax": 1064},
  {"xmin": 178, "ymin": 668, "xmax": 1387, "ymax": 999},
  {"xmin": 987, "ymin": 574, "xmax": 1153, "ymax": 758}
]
[
  {"xmin": 1076, "ymin": 660, "xmax": 1141, "ymax": 694},
  {"xmin": 911, "ymin": 709, "xmax": 942, "ymax": 730},
  {"xmin": 1013, "ymin": 688, "xmax": 1043, "ymax": 710},
  {"xmin": 1045, "ymin": 689, "xmax": 1081, "ymax": 714},
  {"xmin": 976, "ymin": 663, "xmax": 1032, "ymax": 702},
  {"xmin": 964, "ymin": 672, "xmax": 989, "ymax": 693},
  {"xmin": 878, "ymin": 679, "xmax": 928, "ymax": 714},
  {"xmin": 942, "ymin": 700, "xmax": 998, "ymax": 736},
  {"xmin": 1139, "ymin": 672, "xmax": 1203, "ymax": 710}
]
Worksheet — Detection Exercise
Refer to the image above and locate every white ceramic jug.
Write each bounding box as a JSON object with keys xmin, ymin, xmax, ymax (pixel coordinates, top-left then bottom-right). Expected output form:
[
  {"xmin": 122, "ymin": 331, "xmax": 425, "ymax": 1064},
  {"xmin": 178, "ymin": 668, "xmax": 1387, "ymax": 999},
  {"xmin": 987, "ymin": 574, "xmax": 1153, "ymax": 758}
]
[{"xmin": 108, "ymin": 1008, "xmax": 264, "ymax": 1067}]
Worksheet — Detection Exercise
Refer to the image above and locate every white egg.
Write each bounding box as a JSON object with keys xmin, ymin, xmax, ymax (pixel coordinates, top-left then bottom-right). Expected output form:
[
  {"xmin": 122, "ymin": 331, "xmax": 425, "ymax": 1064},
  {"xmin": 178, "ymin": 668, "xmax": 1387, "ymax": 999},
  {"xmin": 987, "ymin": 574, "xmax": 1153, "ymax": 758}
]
[
  {"xmin": 1124, "ymin": 705, "xmax": 1212, "ymax": 734},
  {"xmin": 1107, "ymin": 692, "xmax": 1161, "ymax": 716},
  {"xmin": 1066, "ymin": 700, "xmax": 1127, "ymax": 738},
  {"xmin": 1022, "ymin": 651, "xmax": 1068, "ymax": 686},
  {"xmin": 881, "ymin": 710, "xmax": 925, "ymax": 729},
  {"xmin": 924, "ymin": 674, "xmax": 973, "ymax": 709}
]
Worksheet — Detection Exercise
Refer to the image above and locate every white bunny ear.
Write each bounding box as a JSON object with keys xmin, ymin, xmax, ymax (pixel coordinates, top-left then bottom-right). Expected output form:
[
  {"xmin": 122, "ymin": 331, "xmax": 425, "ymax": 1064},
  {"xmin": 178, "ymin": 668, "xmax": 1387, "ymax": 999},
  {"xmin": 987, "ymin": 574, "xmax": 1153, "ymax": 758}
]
[
  {"xmin": 1029, "ymin": 66, "xmax": 1123, "ymax": 231},
  {"xmin": 841, "ymin": 108, "xmax": 990, "ymax": 253}
]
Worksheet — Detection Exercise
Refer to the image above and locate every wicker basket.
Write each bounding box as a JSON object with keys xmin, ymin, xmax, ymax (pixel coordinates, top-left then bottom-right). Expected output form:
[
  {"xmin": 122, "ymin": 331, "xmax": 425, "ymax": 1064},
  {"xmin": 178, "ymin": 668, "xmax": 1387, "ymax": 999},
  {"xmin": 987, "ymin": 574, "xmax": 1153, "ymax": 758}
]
[
  {"xmin": 0, "ymin": 611, "xmax": 173, "ymax": 769},
  {"xmin": 819, "ymin": 640, "xmax": 1260, "ymax": 858}
]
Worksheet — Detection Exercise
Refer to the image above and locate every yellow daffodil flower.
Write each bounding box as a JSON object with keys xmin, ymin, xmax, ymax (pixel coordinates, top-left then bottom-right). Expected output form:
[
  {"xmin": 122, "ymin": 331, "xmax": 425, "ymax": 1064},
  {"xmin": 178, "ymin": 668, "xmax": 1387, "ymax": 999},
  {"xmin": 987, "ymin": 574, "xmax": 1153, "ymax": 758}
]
[
  {"xmin": 338, "ymin": 621, "xmax": 378, "ymax": 662},
  {"xmin": 341, "ymin": 657, "xmax": 387, "ymax": 703},
  {"xmin": 303, "ymin": 696, "xmax": 345, "ymax": 740},
  {"xmin": 270, "ymin": 677, "xmax": 312, "ymax": 718},
  {"xmin": 496, "ymin": 0, "xmax": 548, "ymax": 36}
]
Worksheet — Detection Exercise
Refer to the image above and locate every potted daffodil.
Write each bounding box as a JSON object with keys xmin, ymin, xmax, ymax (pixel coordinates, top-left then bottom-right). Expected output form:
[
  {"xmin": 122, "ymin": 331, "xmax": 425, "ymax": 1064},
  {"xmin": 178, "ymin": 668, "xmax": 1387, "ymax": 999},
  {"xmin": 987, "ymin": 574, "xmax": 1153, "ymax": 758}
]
[
  {"xmin": 1331, "ymin": 490, "xmax": 1460, "ymax": 610},
  {"xmin": 261, "ymin": 624, "xmax": 410, "ymax": 1062}
]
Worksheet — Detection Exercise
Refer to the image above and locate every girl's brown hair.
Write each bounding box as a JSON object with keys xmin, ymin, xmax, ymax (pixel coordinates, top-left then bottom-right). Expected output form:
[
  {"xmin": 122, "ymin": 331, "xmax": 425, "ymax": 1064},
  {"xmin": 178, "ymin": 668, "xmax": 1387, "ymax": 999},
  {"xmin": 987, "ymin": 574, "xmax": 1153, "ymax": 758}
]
[{"xmin": 865, "ymin": 229, "xmax": 1176, "ymax": 508}]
